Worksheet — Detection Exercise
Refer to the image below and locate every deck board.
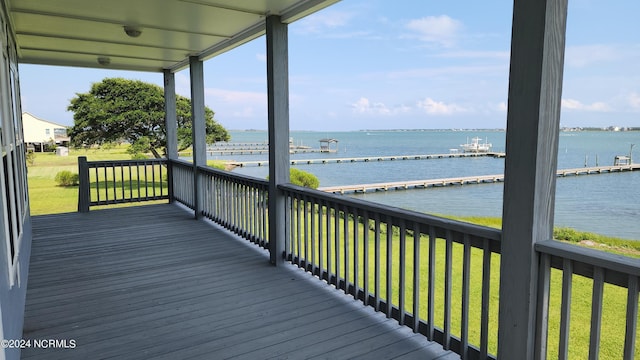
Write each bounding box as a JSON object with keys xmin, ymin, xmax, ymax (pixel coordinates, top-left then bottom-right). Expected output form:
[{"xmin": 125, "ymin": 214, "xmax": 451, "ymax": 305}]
[{"xmin": 22, "ymin": 204, "xmax": 454, "ymax": 359}]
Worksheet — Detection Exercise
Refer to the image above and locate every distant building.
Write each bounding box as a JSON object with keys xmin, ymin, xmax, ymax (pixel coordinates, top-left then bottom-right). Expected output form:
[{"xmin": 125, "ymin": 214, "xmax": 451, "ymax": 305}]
[{"xmin": 22, "ymin": 112, "xmax": 70, "ymax": 151}]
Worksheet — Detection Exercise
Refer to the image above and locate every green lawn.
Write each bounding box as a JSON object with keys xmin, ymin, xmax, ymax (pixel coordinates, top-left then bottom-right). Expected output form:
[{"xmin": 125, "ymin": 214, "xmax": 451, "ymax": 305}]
[{"xmin": 28, "ymin": 147, "xmax": 134, "ymax": 215}]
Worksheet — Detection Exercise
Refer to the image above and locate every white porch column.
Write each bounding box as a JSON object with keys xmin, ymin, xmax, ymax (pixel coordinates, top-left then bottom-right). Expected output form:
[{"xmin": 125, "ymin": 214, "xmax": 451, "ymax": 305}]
[
  {"xmin": 498, "ymin": 0, "xmax": 568, "ymax": 358},
  {"xmin": 266, "ymin": 15, "xmax": 290, "ymax": 265},
  {"xmin": 190, "ymin": 56, "xmax": 206, "ymax": 219},
  {"xmin": 164, "ymin": 69, "xmax": 178, "ymax": 160}
]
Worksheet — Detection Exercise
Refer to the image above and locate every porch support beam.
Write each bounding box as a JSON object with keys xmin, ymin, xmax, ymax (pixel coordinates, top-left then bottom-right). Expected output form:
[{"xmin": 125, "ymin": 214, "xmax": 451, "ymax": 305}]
[
  {"xmin": 498, "ymin": 0, "xmax": 568, "ymax": 359},
  {"xmin": 189, "ymin": 56, "xmax": 206, "ymax": 219},
  {"xmin": 164, "ymin": 69, "xmax": 178, "ymax": 161},
  {"xmin": 266, "ymin": 15, "xmax": 290, "ymax": 265},
  {"xmin": 164, "ymin": 70, "xmax": 178, "ymax": 203}
]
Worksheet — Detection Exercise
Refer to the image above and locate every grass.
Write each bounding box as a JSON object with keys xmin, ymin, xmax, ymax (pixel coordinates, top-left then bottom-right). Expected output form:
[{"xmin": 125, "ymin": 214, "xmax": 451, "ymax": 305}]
[
  {"xmin": 28, "ymin": 146, "xmax": 162, "ymax": 215},
  {"xmin": 442, "ymin": 214, "xmax": 640, "ymax": 258}
]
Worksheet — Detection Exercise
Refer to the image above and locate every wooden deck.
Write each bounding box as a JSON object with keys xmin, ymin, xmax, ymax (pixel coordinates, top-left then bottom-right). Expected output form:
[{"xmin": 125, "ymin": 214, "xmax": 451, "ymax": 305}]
[{"xmin": 23, "ymin": 204, "xmax": 457, "ymax": 359}]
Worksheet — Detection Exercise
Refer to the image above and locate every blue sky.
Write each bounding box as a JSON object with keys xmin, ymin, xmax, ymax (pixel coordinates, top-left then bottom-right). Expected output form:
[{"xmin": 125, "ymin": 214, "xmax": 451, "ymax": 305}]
[{"xmin": 19, "ymin": 0, "xmax": 640, "ymax": 131}]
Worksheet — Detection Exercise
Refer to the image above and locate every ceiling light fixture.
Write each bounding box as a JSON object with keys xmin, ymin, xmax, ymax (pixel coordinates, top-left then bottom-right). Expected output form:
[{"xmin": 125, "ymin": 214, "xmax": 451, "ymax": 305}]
[
  {"xmin": 123, "ymin": 25, "xmax": 142, "ymax": 38},
  {"xmin": 97, "ymin": 57, "xmax": 111, "ymax": 66}
]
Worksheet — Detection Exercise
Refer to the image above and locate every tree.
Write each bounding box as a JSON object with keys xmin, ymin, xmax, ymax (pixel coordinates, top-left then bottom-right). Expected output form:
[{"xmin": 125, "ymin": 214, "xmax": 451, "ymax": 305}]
[{"xmin": 68, "ymin": 78, "xmax": 230, "ymax": 158}]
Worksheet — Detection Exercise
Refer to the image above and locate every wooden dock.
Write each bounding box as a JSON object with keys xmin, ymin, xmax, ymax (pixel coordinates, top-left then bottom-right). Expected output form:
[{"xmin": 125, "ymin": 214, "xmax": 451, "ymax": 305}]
[
  {"xmin": 319, "ymin": 164, "xmax": 640, "ymax": 194},
  {"xmin": 208, "ymin": 148, "xmax": 325, "ymax": 156},
  {"xmin": 229, "ymin": 152, "xmax": 506, "ymax": 167}
]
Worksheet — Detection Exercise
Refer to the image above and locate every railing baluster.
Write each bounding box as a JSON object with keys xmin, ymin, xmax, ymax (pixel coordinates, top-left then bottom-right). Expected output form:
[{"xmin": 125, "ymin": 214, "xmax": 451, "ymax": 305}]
[
  {"xmin": 111, "ymin": 164, "xmax": 116, "ymax": 201},
  {"xmin": 136, "ymin": 164, "xmax": 141, "ymax": 201},
  {"xmin": 559, "ymin": 258, "xmax": 573, "ymax": 360},
  {"xmin": 344, "ymin": 205, "xmax": 350, "ymax": 294},
  {"xmin": 297, "ymin": 193, "xmax": 302, "ymax": 264},
  {"xmin": 363, "ymin": 211, "xmax": 370, "ymax": 306},
  {"xmin": 146, "ymin": 162, "xmax": 151, "ymax": 200},
  {"xmin": 461, "ymin": 234, "xmax": 471, "ymax": 359},
  {"xmin": 284, "ymin": 190, "xmax": 289, "ymax": 254},
  {"xmin": 120, "ymin": 164, "xmax": 125, "ymax": 200},
  {"xmin": 94, "ymin": 166, "xmax": 100, "ymax": 204},
  {"xmin": 103, "ymin": 165, "xmax": 109, "ymax": 203},
  {"xmin": 589, "ymin": 266, "xmax": 604, "ymax": 360},
  {"xmin": 536, "ymin": 253, "xmax": 551, "ymax": 360},
  {"xmin": 152, "ymin": 162, "xmax": 157, "ymax": 198},
  {"xmin": 444, "ymin": 230, "xmax": 453, "ymax": 350},
  {"xmin": 374, "ymin": 213, "xmax": 381, "ymax": 312},
  {"xmin": 386, "ymin": 215, "xmax": 393, "ymax": 318},
  {"xmin": 399, "ymin": 218, "xmax": 406, "ymax": 325},
  {"xmin": 412, "ymin": 221, "xmax": 420, "ymax": 333},
  {"xmin": 325, "ymin": 201, "xmax": 331, "ymax": 282},
  {"xmin": 311, "ymin": 199, "xmax": 317, "ymax": 275},
  {"xmin": 480, "ymin": 237, "xmax": 491, "ymax": 359},
  {"xmin": 334, "ymin": 204, "xmax": 339, "ymax": 287},
  {"xmin": 428, "ymin": 226, "xmax": 436, "ymax": 341},
  {"xmin": 624, "ymin": 275, "xmax": 638, "ymax": 360},
  {"xmin": 353, "ymin": 207, "xmax": 359, "ymax": 300},
  {"xmin": 318, "ymin": 201, "xmax": 324, "ymax": 280},
  {"xmin": 303, "ymin": 195, "xmax": 309, "ymax": 268}
]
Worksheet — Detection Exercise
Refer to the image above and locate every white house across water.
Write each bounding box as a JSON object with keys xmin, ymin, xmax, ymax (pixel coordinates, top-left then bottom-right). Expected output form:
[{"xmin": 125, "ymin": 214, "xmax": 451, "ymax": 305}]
[{"xmin": 22, "ymin": 112, "xmax": 69, "ymax": 151}]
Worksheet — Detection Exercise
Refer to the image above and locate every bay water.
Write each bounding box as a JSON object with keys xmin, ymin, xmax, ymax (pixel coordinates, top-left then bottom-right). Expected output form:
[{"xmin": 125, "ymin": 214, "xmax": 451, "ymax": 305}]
[{"xmin": 215, "ymin": 130, "xmax": 639, "ymax": 241}]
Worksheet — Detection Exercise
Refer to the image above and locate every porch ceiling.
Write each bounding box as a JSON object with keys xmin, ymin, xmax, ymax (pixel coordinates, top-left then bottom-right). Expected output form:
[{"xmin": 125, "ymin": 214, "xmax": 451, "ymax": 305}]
[{"xmin": 8, "ymin": 0, "xmax": 339, "ymax": 72}]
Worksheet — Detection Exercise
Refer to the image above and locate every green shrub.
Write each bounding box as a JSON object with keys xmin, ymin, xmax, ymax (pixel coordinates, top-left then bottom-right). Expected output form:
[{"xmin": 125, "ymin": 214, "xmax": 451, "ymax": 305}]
[
  {"xmin": 206, "ymin": 160, "xmax": 227, "ymax": 170},
  {"xmin": 130, "ymin": 153, "xmax": 148, "ymax": 160},
  {"xmin": 290, "ymin": 168, "xmax": 319, "ymax": 189},
  {"xmin": 266, "ymin": 168, "xmax": 320, "ymax": 189},
  {"xmin": 54, "ymin": 170, "xmax": 79, "ymax": 186},
  {"xmin": 26, "ymin": 150, "xmax": 35, "ymax": 166}
]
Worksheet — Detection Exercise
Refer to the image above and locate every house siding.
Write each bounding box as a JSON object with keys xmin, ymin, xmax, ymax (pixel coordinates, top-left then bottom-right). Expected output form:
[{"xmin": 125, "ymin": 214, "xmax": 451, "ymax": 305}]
[{"xmin": 0, "ymin": 2, "xmax": 33, "ymax": 359}]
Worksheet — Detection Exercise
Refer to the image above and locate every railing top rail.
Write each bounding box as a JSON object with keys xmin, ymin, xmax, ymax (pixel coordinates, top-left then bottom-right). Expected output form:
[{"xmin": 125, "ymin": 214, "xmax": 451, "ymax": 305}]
[
  {"xmin": 536, "ymin": 240, "xmax": 640, "ymax": 278},
  {"xmin": 170, "ymin": 158, "xmax": 193, "ymax": 167},
  {"xmin": 279, "ymin": 183, "xmax": 502, "ymax": 243},
  {"xmin": 86, "ymin": 158, "xmax": 168, "ymax": 167},
  {"xmin": 196, "ymin": 163, "xmax": 269, "ymax": 188}
]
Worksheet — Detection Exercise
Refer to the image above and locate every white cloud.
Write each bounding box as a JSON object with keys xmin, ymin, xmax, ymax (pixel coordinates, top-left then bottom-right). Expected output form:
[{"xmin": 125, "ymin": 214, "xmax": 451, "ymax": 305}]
[
  {"xmin": 417, "ymin": 98, "xmax": 467, "ymax": 115},
  {"xmin": 232, "ymin": 107, "xmax": 255, "ymax": 118},
  {"xmin": 296, "ymin": 10, "xmax": 354, "ymax": 34},
  {"xmin": 565, "ymin": 45, "xmax": 618, "ymax": 68},
  {"xmin": 561, "ymin": 98, "xmax": 611, "ymax": 112},
  {"xmin": 434, "ymin": 50, "xmax": 510, "ymax": 60},
  {"xmin": 405, "ymin": 15, "xmax": 463, "ymax": 47},
  {"xmin": 256, "ymin": 53, "xmax": 266, "ymax": 62},
  {"xmin": 386, "ymin": 65, "xmax": 506, "ymax": 80},
  {"xmin": 496, "ymin": 101, "xmax": 508, "ymax": 112},
  {"xmin": 205, "ymin": 88, "xmax": 266, "ymax": 105},
  {"xmin": 351, "ymin": 97, "xmax": 391, "ymax": 115},
  {"xmin": 629, "ymin": 93, "xmax": 640, "ymax": 109}
]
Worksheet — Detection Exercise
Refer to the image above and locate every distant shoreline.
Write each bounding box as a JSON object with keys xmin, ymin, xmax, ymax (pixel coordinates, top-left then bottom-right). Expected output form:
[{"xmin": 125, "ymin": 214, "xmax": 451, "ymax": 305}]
[{"xmin": 229, "ymin": 127, "xmax": 640, "ymax": 132}]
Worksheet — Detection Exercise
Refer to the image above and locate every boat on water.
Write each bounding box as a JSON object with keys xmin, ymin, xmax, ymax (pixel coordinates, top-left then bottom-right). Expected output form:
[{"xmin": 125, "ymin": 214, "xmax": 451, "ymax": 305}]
[{"xmin": 460, "ymin": 137, "xmax": 492, "ymax": 153}]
